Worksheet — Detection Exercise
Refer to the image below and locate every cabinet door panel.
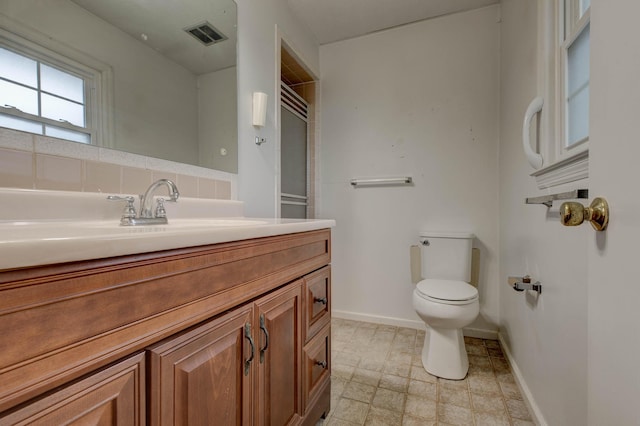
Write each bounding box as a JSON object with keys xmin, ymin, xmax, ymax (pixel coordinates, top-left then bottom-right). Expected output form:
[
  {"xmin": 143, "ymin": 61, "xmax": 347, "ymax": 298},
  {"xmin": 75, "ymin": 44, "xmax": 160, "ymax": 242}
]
[
  {"xmin": 148, "ymin": 306, "xmax": 253, "ymax": 426},
  {"xmin": 0, "ymin": 353, "xmax": 144, "ymax": 426},
  {"xmin": 303, "ymin": 324, "xmax": 331, "ymax": 412},
  {"xmin": 303, "ymin": 267, "xmax": 331, "ymax": 342},
  {"xmin": 256, "ymin": 282, "xmax": 303, "ymax": 426}
]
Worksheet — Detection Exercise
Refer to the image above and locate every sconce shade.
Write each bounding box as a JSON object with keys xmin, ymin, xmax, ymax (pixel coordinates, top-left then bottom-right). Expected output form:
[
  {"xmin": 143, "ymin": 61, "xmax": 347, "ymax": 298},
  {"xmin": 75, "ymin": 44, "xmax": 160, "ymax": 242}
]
[{"xmin": 253, "ymin": 92, "xmax": 267, "ymax": 127}]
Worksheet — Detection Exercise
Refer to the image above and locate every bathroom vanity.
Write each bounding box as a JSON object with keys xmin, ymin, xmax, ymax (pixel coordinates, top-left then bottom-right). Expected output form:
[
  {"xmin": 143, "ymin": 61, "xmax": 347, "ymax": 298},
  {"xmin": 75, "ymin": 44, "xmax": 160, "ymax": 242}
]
[{"xmin": 0, "ymin": 190, "xmax": 334, "ymax": 425}]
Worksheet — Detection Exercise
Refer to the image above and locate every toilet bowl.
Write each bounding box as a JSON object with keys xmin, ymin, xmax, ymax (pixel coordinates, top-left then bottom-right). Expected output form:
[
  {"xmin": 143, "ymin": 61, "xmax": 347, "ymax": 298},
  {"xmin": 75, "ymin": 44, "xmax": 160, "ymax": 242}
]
[
  {"xmin": 413, "ymin": 279, "xmax": 479, "ymax": 380},
  {"xmin": 413, "ymin": 231, "xmax": 478, "ymax": 380}
]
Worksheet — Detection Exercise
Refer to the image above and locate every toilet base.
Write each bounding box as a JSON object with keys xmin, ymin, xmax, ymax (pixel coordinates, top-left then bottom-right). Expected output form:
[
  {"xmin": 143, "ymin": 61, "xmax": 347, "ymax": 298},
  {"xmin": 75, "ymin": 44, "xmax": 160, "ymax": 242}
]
[{"xmin": 421, "ymin": 327, "xmax": 469, "ymax": 380}]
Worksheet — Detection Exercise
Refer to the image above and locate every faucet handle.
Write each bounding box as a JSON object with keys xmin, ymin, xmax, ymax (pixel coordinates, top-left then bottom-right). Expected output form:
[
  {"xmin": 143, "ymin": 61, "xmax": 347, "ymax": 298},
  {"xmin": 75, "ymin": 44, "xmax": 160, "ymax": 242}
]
[
  {"xmin": 107, "ymin": 195, "xmax": 137, "ymax": 219},
  {"xmin": 155, "ymin": 198, "xmax": 167, "ymax": 218}
]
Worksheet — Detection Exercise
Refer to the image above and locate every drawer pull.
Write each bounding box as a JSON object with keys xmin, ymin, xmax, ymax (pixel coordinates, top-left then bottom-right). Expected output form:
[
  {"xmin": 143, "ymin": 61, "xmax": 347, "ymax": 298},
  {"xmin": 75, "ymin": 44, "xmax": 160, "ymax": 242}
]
[
  {"xmin": 315, "ymin": 360, "xmax": 327, "ymax": 369},
  {"xmin": 244, "ymin": 323, "xmax": 255, "ymax": 376},
  {"xmin": 259, "ymin": 314, "xmax": 269, "ymax": 363},
  {"xmin": 313, "ymin": 297, "xmax": 328, "ymax": 305}
]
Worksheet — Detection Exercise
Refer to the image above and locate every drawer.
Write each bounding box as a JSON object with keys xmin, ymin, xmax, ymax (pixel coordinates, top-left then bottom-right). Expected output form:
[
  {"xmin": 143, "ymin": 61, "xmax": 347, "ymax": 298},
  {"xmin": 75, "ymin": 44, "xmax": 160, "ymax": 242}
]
[
  {"xmin": 303, "ymin": 266, "xmax": 331, "ymax": 342},
  {"xmin": 302, "ymin": 324, "xmax": 330, "ymax": 413}
]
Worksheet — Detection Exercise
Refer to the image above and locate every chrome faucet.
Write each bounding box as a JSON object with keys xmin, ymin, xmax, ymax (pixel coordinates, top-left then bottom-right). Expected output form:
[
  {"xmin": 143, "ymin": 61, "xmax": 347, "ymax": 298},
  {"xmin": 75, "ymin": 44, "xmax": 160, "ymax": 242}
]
[
  {"xmin": 108, "ymin": 179, "xmax": 179, "ymax": 226},
  {"xmin": 140, "ymin": 179, "xmax": 179, "ymax": 218}
]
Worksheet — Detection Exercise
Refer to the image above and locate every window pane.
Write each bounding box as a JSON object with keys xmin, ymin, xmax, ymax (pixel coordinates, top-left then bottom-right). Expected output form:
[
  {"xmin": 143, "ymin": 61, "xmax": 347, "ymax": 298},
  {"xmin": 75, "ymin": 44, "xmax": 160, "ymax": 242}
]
[
  {"xmin": 0, "ymin": 113, "xmax": 44, "ymax": 134},
  {"xmin": 568, "ymin": 85, "xmax": 589, "ymax": 146},
  {"xmin": 41, "ymin": 93, "xmax": 85, "ymax": 127},
  {"xmin": 581, "ymin": 0, "xmax": 591, "ymax": 17},
  {"xmin": 41, "ymin": 64, "xmax": 84, "ymax": 103},
  {"xmin": 0, "ymin": 47, "xmax": 38, "ymax": 88},
  {"xmin": 0, "ymin": 79, "xmax": 39, "ymax": 115},
  {"xmin": 567, "ymin": 24, "xmax": 590, "ymax": 95},
  {"xmin": 45, "ymin": 125, "xmax": 90, "ymax": 144}
]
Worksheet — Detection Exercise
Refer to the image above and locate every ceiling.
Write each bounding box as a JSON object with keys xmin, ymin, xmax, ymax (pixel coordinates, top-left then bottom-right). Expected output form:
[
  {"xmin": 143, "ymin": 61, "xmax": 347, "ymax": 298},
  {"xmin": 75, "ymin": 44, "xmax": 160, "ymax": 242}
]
[
  {"xmin": 71, "ymin": 0, "xmax": 237, "ymax": 75},
  {"xmin": 286, "ymin": 0, "xmax": 500, "ymax": 45}
]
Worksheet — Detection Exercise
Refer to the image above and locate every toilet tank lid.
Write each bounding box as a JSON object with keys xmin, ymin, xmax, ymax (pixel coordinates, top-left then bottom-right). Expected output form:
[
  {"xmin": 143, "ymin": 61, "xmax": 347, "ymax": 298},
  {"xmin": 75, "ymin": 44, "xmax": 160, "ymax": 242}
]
[
  {"xmin": 419, "ymin": 231, "xmax": 475, "ymax": 239},
  {"xmin": 416, "ymin": 279, "xmax": 478, "ymax": 301}
]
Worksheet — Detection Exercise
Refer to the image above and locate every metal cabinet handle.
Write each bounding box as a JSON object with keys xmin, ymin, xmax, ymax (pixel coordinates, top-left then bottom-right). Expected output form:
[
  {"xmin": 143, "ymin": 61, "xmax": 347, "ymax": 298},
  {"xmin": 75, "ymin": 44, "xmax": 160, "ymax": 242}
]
[
  {"xmin": 315, "ymin": 360, "xmax": 327, "ymax": 369},
  {"xmin": 259, "ymin": 314, "xmax": 269, "ymax": 363},
  {"xmin": 313, "ymin": 296, "xmax": 328, "ymax": 305},
  {"xmin": 244, "ymin": 323, "xmax": 255, "ymax": 376}
]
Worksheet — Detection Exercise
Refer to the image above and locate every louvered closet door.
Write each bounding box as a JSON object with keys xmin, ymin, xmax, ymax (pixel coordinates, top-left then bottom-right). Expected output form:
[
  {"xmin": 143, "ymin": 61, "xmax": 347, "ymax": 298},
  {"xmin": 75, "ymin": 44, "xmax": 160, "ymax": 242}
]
[{"xmin": 280, "ymin": 83, "xmax": 308, "ymax": 219}]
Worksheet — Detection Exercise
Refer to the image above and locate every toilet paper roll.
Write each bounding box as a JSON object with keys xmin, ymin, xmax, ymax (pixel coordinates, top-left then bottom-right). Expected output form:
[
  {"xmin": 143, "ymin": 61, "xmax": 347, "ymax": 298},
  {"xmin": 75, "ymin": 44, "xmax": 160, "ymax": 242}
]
[{"xmin": 410, "ymin": 245, "xmax": 422, "ymax": 284}]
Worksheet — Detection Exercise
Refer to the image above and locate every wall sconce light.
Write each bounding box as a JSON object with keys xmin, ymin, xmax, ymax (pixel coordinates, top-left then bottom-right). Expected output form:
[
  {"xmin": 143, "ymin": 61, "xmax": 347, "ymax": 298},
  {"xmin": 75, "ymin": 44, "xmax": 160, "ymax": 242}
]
[
  {"xmin": 252, "ymin": 92, "xmax": 267, "ymax": 127},
  {"xmin": 253, "ymin": 92, "xmax": 267, "ymax": 145}
]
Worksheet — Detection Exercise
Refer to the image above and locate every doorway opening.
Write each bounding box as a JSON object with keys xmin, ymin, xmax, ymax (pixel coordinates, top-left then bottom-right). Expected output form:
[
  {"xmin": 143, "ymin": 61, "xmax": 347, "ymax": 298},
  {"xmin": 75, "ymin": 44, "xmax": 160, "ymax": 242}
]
[{"xmin": 280, "ymin": 43, "xmax": 316, "ymax": 219}]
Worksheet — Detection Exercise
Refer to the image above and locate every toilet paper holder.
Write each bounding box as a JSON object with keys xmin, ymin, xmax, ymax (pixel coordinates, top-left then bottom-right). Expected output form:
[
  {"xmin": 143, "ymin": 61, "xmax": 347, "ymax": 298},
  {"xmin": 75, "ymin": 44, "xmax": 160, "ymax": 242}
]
[{"xmin": 508, "ymin": 275, "xmax": 542, "ymax": 294}]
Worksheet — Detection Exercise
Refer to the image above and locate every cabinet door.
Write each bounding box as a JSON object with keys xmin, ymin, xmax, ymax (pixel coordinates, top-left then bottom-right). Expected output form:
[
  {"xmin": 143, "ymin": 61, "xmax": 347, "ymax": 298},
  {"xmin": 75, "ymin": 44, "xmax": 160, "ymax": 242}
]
[
  {"xmin": 148, "ymin": 306, "xmax": 254, "ymax": 426},
  {"xmin": 0, "ymin": 353, "xmax": 145, "ymax": 425},
  {"xmin": 255, "ymin": 281, "xmax": 303, "ymax": 426}
]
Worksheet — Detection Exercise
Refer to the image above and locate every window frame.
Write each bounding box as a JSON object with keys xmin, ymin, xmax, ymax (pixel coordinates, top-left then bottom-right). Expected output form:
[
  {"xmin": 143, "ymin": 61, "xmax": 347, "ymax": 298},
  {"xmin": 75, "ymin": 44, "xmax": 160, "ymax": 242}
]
[
  {"xmin": 532, "ymin": 0, "xmax": 591, "ymax": 189},
  {"xmin": 0, "ymin": 19, "xmax": 114, "ymax": 148}
]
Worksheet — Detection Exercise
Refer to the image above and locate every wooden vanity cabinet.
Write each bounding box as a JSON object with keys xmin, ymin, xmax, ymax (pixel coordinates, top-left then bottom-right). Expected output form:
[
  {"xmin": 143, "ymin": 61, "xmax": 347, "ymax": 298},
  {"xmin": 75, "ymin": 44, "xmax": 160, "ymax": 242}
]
[{"xmin": 0, "ymin": 229, "xmax": 331, "ymax": 425}]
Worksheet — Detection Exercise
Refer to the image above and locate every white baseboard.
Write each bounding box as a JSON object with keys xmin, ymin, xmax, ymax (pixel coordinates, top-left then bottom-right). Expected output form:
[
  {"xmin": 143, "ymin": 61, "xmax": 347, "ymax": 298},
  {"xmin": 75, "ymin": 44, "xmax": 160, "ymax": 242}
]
[
  {"xmin": 332, "ymin": 310, "xmax": 499, "ymax": 340},
  {"xmin": 332, "ymin": 309, "xmax": 425, "ymax": 330},
  {"xmin": 498, "ymin": 332, "xmax": 547, "ymax": 426}
]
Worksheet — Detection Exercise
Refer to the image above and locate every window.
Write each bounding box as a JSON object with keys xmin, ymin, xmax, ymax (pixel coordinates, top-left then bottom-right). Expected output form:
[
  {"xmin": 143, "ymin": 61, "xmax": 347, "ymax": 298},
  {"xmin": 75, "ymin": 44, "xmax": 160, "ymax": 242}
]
[
  {"xmin": 532, "ymin": 0, "xmax": 590, "ymax": 188},
  {"xmin": 0, "ymin": 26, "xmax": 113, "ymax": 146},
  {"xmin": 562, "ymin": 0, "xmax": 590, "ymax": 151}
]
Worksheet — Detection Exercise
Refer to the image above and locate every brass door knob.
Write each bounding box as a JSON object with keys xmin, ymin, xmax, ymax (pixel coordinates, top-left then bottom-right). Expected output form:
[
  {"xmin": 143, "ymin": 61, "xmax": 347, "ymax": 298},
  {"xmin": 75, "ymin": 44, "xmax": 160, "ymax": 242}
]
[{"xmin": 560, "ymin": 197, "xmax": 609, "ymax": 231}]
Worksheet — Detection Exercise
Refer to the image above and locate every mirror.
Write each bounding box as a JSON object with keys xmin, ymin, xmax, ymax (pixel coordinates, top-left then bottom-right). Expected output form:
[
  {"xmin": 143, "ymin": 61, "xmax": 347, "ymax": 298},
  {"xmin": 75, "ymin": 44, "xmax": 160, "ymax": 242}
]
[{"xmin": 0, "ymin": 0, "xmax": 237, "ymax": 173}]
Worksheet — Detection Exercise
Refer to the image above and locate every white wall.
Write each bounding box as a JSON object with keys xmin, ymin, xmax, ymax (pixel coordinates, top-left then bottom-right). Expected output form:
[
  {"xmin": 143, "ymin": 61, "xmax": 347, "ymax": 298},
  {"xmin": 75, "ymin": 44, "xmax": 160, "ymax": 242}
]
[
  {"xmin": 0, "ymin": 0, "xmax": 200, "ymax": 166},
  {"xmin": 498, "ymin": 1, "xmax": 588, "ymax": 424},
  {"xmin": 319, "ymin": 6, "xmax": 501, "ymax": 332},
  {"xmin": 198, "ymin": 67, "xmax": 238, "ymax": 173},
  {"xmin": 588, "ymin": 1, "xmax": 640, "ymax": 424},
  {"xmin": 236, "ymin": 0, "xmax": 319, "ymax": 217}
]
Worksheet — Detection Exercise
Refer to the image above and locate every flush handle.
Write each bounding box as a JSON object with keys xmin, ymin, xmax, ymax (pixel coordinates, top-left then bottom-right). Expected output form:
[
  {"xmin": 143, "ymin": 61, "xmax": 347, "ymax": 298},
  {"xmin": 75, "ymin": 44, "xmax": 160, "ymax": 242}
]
[{"xmin": 560, "ymin": 197, "xmax": 609, "ymax": 231}]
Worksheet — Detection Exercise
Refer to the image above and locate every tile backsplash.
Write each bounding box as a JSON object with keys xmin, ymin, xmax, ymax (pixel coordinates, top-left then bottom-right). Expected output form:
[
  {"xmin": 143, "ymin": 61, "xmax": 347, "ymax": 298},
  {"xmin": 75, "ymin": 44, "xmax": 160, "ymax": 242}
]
[{"xmin": 0, "ymin": 128, "xmax": 236, "ymax": 200}]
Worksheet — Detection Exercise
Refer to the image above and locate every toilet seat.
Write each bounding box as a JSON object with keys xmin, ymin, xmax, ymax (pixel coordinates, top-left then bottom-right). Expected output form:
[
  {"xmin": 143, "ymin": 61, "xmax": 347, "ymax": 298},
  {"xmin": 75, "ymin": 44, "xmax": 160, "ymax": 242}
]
[{"xmin": 416, "ymin": 279, "xmax": 478, "ymax": 305}]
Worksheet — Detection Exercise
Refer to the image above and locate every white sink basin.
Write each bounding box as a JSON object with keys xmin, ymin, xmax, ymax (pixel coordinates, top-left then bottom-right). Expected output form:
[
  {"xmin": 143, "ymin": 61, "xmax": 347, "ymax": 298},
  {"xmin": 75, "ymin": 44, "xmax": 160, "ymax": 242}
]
[{"xmin": 0, "ymin": 188, "xmax": 335, "ymax": 270}]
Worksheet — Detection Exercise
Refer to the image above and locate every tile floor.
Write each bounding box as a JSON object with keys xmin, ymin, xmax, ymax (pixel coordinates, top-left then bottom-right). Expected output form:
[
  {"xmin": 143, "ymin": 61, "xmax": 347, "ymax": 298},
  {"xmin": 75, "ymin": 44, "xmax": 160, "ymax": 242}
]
[{"xmin": 322, "ymin": 318, "xmax": 535, "ymax": 426}]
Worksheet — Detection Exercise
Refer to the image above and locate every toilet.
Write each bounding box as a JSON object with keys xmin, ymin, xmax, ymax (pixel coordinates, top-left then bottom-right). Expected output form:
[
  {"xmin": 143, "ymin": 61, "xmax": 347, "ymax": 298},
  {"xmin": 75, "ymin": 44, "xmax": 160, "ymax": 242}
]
[{"xmin": 412, "ymin": 231, "xmax": 479, "ymax": 380}]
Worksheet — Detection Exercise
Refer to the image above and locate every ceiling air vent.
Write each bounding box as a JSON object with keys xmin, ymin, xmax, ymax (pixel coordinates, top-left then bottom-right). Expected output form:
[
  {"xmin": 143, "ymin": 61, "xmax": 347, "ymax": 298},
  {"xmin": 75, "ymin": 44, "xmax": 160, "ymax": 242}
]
[{"xmin": 184, "ymin": 22, "xmax": 227, "ymax": 46}]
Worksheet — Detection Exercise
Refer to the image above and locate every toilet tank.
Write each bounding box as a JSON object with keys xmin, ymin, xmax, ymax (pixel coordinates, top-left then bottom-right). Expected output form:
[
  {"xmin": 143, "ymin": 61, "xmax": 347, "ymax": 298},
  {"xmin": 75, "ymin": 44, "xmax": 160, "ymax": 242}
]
[{"xmin": 420, "ymin": 231, "xmax": 475, "ymax": 282}]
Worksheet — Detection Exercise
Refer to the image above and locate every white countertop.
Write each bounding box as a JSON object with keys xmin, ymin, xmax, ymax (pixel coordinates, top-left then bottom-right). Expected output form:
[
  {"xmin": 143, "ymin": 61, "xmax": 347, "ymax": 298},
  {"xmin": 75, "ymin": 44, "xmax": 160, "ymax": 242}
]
[{"xmin": 0, "ymin": 188, "xmax": 335, "ymax": 270}]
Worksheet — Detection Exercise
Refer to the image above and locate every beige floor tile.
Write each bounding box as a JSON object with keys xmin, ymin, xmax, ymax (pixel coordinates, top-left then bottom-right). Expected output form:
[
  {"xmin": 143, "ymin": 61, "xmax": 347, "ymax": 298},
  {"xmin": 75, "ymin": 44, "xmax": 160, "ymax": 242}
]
[
  {"xmin": 383, "ymin": 362, "xmax": 411, "ymax": 378},
  {"xmin": 323, "ymin": 416, "xmax": 360, "ymax": 426},
  {"xmin": 490, "ymin": 357, "xmax": 511, "ymax": 372},
  {"xmin": 474, "ymin": 410, "xmax": 511, "ymax": 426},
  {"xmin": 506, "ymin": 399, "xmax": 533, "ymax": 421},
  {"xmin": 468, "ymin": 376, "xmax": 501, "ymax": 396},
  {"xmin": 343, "ymin": 381, "xmax": 376, "ymax": 403},
  {"xmin": 379, "ymin": 374, "xmax": 409, "ymax": 393},
  {"xmin": 466, "ymin": 344, "xmax": 489, "ymax": 356},
  {"xmin": 401, "ymin": 414, "xmax": 435, "ymax": 425},
  {"xmin": 407, "ymin": 379, "xmax": 437, "ymax": 400},
  {"xmin": 404, "ymin": 394, "xmax": 437, "ymax": 420},
  {"xmin": 329, "ymin": 319, "xmax": 533, "ymax": 426},
  {"xmin": 410, "ymin": 365, "xmax": 438, "ymax": 383},
  {"xmin": 470, "ymin": 393, "xmax": 506, "ymax": 413},
  {"xmin": 358, "ymin": 359, "xmax": 386, "ymax": 372},
  {"xmin": 499, "ymin": 381, "xmax": 523, "ymax": 400},
  {"xmin": 352, "ymin": 368, "xmax": 382, "ymax": 386},
  {"xmin": 437, "ymin": 403, "xmax": 473, "ymax": 425},
  {"xmin": 439, "ymin": 386, "xmax": 470, "ymax": 408},
  {"xmin": 334, "ymin": 352, "xmax": 361, "ymax": 367},
  {"xmin": 371, "ymin": 388, "xmax": 406, "ymax": 412},
  {"xmin": 333, "ymin": 398, "xmax": 370, "ymax": 425},
  {"xmin": 334, "ymin": 364, "xmax": 356, "ymax": 380},
  {"xmin": 363, "ymin": 406, "xmax": 402, "ymax": 426}
]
